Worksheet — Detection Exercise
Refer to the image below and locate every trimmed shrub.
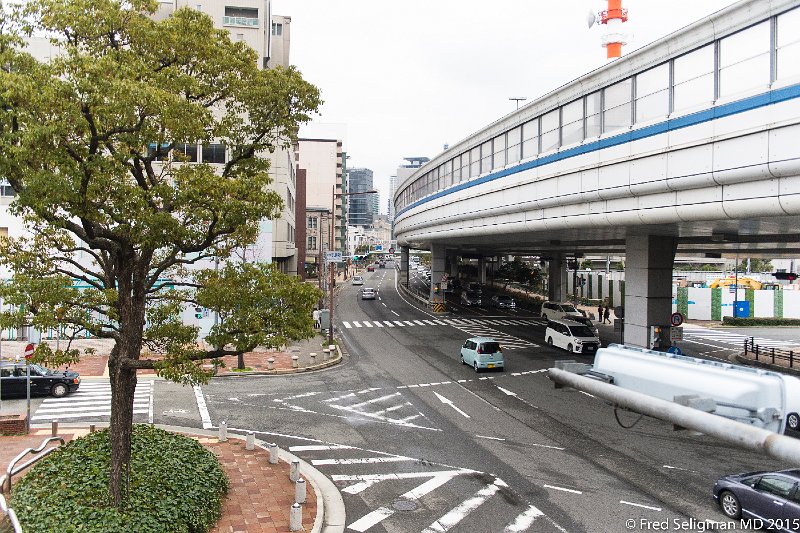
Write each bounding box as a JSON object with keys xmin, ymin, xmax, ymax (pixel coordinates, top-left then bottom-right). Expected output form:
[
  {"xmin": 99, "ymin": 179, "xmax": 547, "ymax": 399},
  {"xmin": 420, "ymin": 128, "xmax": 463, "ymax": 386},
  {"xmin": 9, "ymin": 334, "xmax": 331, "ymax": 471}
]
[
  {"xmin": 11, "ymin": 425, "xmax": 228, "ymax": 532},
  {"xmin": 722, "ymin": 317, "xmax": 800, "ymax": 327}
]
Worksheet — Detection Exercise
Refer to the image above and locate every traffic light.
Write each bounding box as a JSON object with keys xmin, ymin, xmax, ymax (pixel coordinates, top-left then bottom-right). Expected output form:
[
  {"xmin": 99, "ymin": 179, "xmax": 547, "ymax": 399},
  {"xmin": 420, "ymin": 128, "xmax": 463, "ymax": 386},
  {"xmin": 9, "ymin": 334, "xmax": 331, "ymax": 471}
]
[
  {"xmin": 773, "ymin": 272, "xmax": 798, "ymax": 281},
  {"xmin": 195, "ymin": 306, "xmax": 203, "ymax": 319}
]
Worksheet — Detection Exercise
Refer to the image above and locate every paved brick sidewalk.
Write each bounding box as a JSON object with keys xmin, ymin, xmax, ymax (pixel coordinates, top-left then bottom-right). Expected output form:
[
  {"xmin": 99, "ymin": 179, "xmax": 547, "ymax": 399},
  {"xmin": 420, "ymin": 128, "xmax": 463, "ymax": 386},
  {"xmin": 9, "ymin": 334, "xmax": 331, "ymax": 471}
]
[{"xmin": 1, "ymin": 428, "xmax": 317, "ymax": 533}]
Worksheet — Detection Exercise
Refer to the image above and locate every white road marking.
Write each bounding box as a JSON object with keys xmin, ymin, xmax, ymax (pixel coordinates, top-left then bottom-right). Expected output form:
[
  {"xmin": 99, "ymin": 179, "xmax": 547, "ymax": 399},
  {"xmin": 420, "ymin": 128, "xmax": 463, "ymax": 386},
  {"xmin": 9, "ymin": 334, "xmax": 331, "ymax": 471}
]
[
  {"xmin": 620, "ymin": 500, "xmax": 662, "ymax": 511},
  {"xmin": 543, "ymin": 484, "xmax": 583, "ymax": 494},
  {"xmin": 353, "ymin": 321, "xmax": 362, "ymax": 328},
  {"xmin": 347, "ymin": 507, "xmax": 395, "ymax": 532},
  {"xmin": 433, "ymin": 391, "xmax": 470, "ymax": 418},
  {"xmin": 423, "ymin": 478, "xmax": 507, "ymax": 533},
  {"xmin": 384, "ymin": 321, "xmax": 395, "ymax": 327},
  {"xmin": 322, "ymin": 392, "xmax": 356, "ymax": 403},
  {"xmin": 374, "ymin": 321, "xmax": 384, "ymax": 327},
  {"xmin": 391, "ymin": 310, "xmax": 400, "ymax": 317},
  {"xmin": 343, "ymin": 321, "xmax": 352, "ymax": 329},
  {"xmin": 423, "ymin": 320, "xmax": 435, "ymax": 325},
  {"xmin": 312, "ymin": 456, "xmax": 413, "ymax": 466},
  {"xmin": 364, "ymin": 321, "xmax": 373, "ymax": 328},
  {"xmin": 348, "ymin": 392, "xmax": 401, "ymax": 409},
  {"xmin": 414, "ymin": 320, "xmax": 426, "ymax": 325},
  {"xmin": 579, "ymin": 391, "xmax": 596, "ymax": 398},
  {"xmin": 404, "ymin": 321, "xmax": 415, "ymax": 326},
  {"xmin": 148, "ymin": 380, "xmax": 154, "ymax": 424},
  {"xmin": 289, "ymin": 445, "xmax": 354, "ymax": 452},
  {"xmin": 194, "ymin": 385, "xmax": 213, "ymax": 430},
  {"xmin": 496, "ymin": 386, "xmax": 517, "ymax": 396},
  {"xmin": 504, "ymin": 505, "xmax": 546, "ymax": 532},
  {"xmin": 393, "ymin": 321, "xmax": 405, "ymax": 327},
  {"xmin": 475, "ymin": 435, "xmax": 505, "ymax": 441}
]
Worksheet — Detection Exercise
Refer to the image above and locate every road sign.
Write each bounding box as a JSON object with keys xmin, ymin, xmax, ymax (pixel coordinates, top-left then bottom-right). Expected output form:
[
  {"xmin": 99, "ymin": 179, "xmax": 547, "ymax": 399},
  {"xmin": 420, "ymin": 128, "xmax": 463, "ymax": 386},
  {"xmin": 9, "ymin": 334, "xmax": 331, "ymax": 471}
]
[
  {"xmin": 441, "ymin": 273, "xmax": 449, "ymax": 282},
  {"xmin": 325, "ymin": 251, "xmax": 343, "ymax": 263},
  {"xmin": 670, "ymin": 327, "xmax": 683, "ymax": 341},
  {"xmin": 670, "ymin": 312, "xmax": 684, "ymax": 327},
  {"xmin": 389, "ymin": 247, "xmax": 395, "ymax": 253},
  {"xmin": 23, "ymin": 343, "xmax": 35, "ymax": 359},
  {"xmin": 375, "ymin": 244, "xmax": 383, "ymax": 251}
]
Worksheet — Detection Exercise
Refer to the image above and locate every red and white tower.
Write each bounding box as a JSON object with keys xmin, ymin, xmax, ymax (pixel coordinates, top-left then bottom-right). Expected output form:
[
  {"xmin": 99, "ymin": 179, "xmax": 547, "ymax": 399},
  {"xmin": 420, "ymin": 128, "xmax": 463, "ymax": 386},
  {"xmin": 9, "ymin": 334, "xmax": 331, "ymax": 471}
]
[{"xmin": 600, "ymin": 0, "xmax": 628, "ymax": 58}]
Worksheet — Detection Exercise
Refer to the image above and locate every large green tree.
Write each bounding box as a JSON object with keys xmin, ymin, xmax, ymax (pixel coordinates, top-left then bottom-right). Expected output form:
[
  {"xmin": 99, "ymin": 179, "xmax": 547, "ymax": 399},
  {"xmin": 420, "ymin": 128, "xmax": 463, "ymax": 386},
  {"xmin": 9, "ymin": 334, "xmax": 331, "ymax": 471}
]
[{"xmin": 0, "ymin": 0, "xmax": 321, "ymax": 507}]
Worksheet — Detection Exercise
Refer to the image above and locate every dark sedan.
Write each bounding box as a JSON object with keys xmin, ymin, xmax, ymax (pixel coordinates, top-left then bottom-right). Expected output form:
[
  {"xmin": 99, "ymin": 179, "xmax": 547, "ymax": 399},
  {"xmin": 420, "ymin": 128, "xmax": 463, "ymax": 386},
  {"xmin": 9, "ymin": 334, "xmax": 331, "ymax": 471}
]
[
  {"xmin": 713, "ymin": 469, "xmax": 800, "ymax": 530},
  {"xmin": 0, "ymin": 362, "xmax": 81, "ymax": 398}
]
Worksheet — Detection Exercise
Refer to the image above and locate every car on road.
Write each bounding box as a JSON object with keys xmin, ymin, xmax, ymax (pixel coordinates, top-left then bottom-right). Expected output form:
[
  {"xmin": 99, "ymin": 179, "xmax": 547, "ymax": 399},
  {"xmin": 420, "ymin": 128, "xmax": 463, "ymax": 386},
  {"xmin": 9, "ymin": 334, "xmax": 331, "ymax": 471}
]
[
  {"xmin": 491, "ymin": 295, "xmax": 516, "ymax": 309},
  {"xmin": 713, "ymin": 469, "xmax": 800, "ymax": 525},
  {"xmin": 1, "ymin": 362, "xmax": 81, "ymax": 399},
  {"xmin": 367, "ymin": 265, "xmax": 375, "ymax": 272},
  {"xmin": 352, "ymin": 275, "xmax": 364, "ymax": 285},
  {"xmin": 545, "ymin": 319, "xmax": 601, "ymax": 354},
  {"xmin": 460, "ymin": 337, "xmax": 504, "ymax": 372},
  {"xmin": 565, "ymin": 315, "xmax": 599, "ymax": 336},
  {"xmin": 461, "ymin": 291, "xmax": 482, "ymax": 306},
  {"xmin": 468, "ymin": 282, "xmax": 483, "ymax": 295},
  {"xmin": 379, "ymin": 261, "xmax": 386, "ymax": 268},
  {"xmin": 361, "ymin": 287, "xmax": 376, "ymax": 300},
  {"xmin": 540, "ymin": 301, "xmax": 584, "ymax": 321}
]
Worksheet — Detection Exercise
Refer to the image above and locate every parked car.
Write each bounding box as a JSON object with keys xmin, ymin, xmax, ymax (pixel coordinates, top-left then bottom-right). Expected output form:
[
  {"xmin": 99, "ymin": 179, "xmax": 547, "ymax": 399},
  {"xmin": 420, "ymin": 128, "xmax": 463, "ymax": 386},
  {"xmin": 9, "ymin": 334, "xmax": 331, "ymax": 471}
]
[
  {"xmin": 545, "ymin": 319, "xmax": 601, "ymax": 354},
  {"xmin": 461, "ymin": 291, "xmax": 482, "ymax": 306},
  {"xmin": 460, "ymin": 337, "xmax": 504, "ymax": 372},
  {"xmin": 565, "ymin": 315, "xmax": 599, "ymax": 336},
  {"xmin": 361, "ymin": 287, "xmax": 376, "ymax": 300},
  {"xmin": 491, "ymin": 295, "xmax": 516, "ymax": 309},
  {"xmin": 352, "ymin": 275, "xmax": 364, "ymax": 286},
  {"xmin": 0, "ymin": 362, "xmax": 80, "ymax": 399},
  {"xmin": 467, "ymin": 282, "xmax": 483, "ymax": 295},
  {"xmin": 540, "ymin": 301, "xmax": 584, "ymax": 321},
  {"xmin": 367, "ymin": 265, "xmax": 375, "ymax": 272},
  {"xmin": 713, "ymin": 469, "xmax": 800, "ymax": 526}
]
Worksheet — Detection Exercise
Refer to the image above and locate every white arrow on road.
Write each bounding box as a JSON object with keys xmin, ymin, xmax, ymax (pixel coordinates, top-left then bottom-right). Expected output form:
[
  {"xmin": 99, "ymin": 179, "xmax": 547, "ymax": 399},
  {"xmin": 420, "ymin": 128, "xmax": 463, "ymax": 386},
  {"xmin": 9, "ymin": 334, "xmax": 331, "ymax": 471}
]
[{"xmin": 433, "ymin": 391, "xmax": 470, "ymax": 418}]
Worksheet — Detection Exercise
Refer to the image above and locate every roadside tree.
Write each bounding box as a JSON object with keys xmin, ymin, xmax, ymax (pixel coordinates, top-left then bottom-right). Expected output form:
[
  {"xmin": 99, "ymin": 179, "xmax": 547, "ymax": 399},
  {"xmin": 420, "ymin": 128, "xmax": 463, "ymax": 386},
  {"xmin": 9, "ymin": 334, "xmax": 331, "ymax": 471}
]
[{"xmin": 0, "ymin": 0, "xmax": 321, "ymax": 507}]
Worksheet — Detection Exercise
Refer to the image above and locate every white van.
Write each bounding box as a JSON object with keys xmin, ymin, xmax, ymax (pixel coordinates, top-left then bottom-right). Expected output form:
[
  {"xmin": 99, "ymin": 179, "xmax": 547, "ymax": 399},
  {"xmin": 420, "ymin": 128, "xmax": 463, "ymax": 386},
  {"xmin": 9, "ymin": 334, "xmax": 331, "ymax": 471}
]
[
  {"xmin": 545, "ymin": 319, "xmax": 601, "ymax": 355},
  {"xmin": 540, "ymin": 301, "xmax": 584, "ymax": 321}
]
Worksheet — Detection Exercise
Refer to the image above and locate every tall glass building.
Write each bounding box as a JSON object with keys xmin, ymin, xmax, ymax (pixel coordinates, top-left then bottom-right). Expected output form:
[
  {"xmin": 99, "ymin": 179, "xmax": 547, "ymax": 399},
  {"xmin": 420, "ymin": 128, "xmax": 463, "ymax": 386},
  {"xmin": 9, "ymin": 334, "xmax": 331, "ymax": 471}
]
[{"xmin": 347, "ymin": 168, "xmax": 375, "ymax": 226}]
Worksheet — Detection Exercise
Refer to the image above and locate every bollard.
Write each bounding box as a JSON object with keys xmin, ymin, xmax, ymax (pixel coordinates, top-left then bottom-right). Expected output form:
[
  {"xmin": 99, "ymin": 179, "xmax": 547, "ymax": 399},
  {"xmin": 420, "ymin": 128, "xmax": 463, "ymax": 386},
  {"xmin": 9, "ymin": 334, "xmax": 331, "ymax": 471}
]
[
  {"xmin": 310, "ymin": 352, "xmax": 317, "ymax": 364},
  {"xmin": 289, "ymin": 502, "xmax": 303, "ymax": 531},
  {"xmin": 295, "ymin": 478, "xmax": 306, "ymax": 504},
  {"xmin": 219, "ymin": 421, "xmax": 228, "ymax": 442},
  {"xmin": 291, "ymin": 355, "xmax": 299, "ymax": 368},
  {"xmin": 322, "ymin": 348, "xmax": 330, "ymax": 361},
  {"xmin": 289, "ymin": 459, "xmax": 300, "ymax": 482},
  {"xmin": 329, "ymin": 344, "xmax": 336, "ymax": 354},
  {"xmin": 268, "ymin": 442, "xmax": 279, "ymax": 464},
  {"xmin": 89, "ymin": 424, "xmax": 96, "ymax": 433},
  {"xmin": 267, "ymin": 357, "xmax": 275, "ymax": 370},
  {"xmin": 246, "ymin": 431, "xmax": 254, "ymax": 450},
  {"xmin": 51, "ymin": 420, "xmax": 58, "ymax": 437}
]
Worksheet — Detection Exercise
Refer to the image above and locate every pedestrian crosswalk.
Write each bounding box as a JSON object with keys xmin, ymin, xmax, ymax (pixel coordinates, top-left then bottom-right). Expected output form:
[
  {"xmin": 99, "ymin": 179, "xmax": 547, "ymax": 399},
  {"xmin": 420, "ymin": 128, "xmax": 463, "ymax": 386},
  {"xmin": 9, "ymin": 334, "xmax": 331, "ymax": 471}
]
[
  {"xmin": 340, "ymin": 317, "xmax": 541, "ymax": 350},
  {"xmin": 31, "ymin": 380, "xmax": 153, "ymax": 423},
  {"xmin": 681, "ymin": 328, "xmax": 800, "ymax": 349}
]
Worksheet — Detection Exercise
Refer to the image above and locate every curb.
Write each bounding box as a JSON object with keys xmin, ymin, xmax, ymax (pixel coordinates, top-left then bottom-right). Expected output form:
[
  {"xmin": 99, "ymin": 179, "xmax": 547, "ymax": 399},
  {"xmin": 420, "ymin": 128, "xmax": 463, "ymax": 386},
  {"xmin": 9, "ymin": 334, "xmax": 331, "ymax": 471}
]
[{"xmin": 734, "ymin": 354, "xmax": 800, "ymax": 377}]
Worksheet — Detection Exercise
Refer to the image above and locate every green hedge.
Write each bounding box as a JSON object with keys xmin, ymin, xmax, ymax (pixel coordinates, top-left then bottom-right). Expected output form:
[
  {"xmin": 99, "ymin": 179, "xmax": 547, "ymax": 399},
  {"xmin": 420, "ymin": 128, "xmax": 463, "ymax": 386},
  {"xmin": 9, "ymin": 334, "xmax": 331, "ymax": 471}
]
[
  {"xmin": 722, "ymin": 316, "xmax": 800, "ymax": 327},
  {"xmin": 11, "ymin": 425, "xmax": 228, "ymax": 532}
]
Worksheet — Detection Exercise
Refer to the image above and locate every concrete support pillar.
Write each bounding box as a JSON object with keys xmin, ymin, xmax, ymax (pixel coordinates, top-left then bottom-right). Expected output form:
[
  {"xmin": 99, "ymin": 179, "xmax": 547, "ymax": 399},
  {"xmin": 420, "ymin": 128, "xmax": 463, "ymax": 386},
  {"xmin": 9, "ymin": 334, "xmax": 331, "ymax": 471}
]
[
  {"xmin": 448, "ymin": 252, "xmax": 459, "ymax": 278},
  {"xmin": 623, "ymin": 235, "xmax": 677, "ymax": 349},
  {"xmin": 478, "ymin": 257, "xmax": 487, "ymax": 284},
  {"xmin": 400, "ymin": 246, "xmax": 410, "ymax": 288},
  {"xmin": 548, "ymin": 254, "xmax": 566, "ymax": 302},
  {"xmin": 429, "ymin": 244, "xmax": 447, "ymax": 311}
]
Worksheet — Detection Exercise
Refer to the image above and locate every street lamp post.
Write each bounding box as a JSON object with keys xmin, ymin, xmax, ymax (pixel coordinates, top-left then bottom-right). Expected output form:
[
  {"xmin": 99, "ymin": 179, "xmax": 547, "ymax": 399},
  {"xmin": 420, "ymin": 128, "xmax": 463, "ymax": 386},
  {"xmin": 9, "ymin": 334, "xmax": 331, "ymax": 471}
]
[{"xmin": 328, "ymin": 188, "xmax": 377, "ymax": 346}]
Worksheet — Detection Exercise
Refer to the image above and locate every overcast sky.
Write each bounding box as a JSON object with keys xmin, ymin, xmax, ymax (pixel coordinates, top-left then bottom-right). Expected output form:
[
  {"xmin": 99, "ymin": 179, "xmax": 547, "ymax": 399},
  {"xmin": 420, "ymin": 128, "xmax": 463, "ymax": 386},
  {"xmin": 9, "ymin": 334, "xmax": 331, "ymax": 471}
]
[{"xmin": 271, "ymin": 0, "xmax": 739, "ymax": 213}]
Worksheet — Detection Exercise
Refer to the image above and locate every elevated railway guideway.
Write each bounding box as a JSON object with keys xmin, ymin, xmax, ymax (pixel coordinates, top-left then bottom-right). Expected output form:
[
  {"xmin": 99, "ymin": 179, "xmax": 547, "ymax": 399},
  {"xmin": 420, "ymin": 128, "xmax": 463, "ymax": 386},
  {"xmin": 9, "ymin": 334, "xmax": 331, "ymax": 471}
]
[{"xmin": 393, "ymin": 0, "xmax": 800, "ymax": 348}]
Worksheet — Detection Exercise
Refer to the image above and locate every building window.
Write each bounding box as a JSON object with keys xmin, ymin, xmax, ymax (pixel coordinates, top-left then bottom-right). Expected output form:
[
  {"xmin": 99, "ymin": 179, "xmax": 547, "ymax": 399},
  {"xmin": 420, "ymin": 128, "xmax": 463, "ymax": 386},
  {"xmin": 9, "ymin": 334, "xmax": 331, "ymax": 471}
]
[
  {"xmin": 271, "ymin": 22, "xmax": 283, "ymax": 35},
  {"xmin": 492, "ymin": 133, "xmax": 506, "ymax": 169},
  {"xmin": 777, "ymin": 7, "xmax": 800, "ymax": 81},
  {"xmin": 673, "ymin": 44, "xmax": 714, "ymax": 111},
  {"xmin": 585, "ymin": 91, "xmax": 602, "ymax": 138},
  {"xmin": 174, "ymin": 143, "xmax": 198, "ymax": 163},
  {"xmin": 540, "ymin": 109, "xmax": 560, "ymax": 152},
  {"xmin": 147, "ymin": 143, "xmax": 170, "ymax": 161},
  {"xmin": 561, "ymin": 98, "xmax": 584, "ymax": 146},
  {"xmin": 719, "ymin": 22, "xmax": 770, "ymax": 98},
  {"xmin": 469, "ymin": 146, "xmax": 480, "ymax": 179},
  {"xmin": 224, "ymin": 7, "xmax": 259, "ymax": 27},
  {"xmin": 202, "ymin": 143, "xmax": 226, "ymax": 164},
  {"xmin": 521, "ymin": 119, "xmax": 538, "ymax": 159},
  {"xmin": 308, "ymin": 236, "xmax": 316, "ymax": 249},
  {"xmin": 0, "ymin": 179, "xmax": 14, "ymax": 197},
  {"xmin": 480, "ymin": 140, "xmax": 492, "ymax": 175},
  {"xmin": 635, "ymin": 63, "xmax": 669, "ymax": 123},
  {"xmin": 308, "ymin": 216, "xmax": 317, "ymax": 229},
  {"xmin": 507, "ymin": 126, "xmax": 521, "ymax": 164},
  {"xmin": 602, "ymin": 78, "xmax": 632, "ymax": 133}
]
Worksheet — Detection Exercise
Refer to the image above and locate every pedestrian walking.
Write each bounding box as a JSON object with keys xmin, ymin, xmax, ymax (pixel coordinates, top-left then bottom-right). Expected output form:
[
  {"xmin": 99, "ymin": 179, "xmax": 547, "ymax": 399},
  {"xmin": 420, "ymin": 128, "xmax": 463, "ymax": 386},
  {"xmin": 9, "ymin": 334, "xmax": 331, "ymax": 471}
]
[
  {"xmin": 597, "ymin": 303, "xmax": 603, "ymax": 322},
  {"xmin": 312, "ymin": 309, "xmax": 320, "ymax": 329},
  {"xmin": 603, "ymin": 305, "xmax": 611, "ymax": 324}
]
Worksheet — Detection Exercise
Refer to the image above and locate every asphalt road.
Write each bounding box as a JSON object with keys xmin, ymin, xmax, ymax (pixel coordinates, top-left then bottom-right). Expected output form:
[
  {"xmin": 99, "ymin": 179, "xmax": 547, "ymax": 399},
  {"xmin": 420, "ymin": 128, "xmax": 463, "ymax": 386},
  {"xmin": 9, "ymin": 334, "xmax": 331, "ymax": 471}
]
[{"xmin": 194, "ymin": 266, "xmax": 787, "ymax": 532}]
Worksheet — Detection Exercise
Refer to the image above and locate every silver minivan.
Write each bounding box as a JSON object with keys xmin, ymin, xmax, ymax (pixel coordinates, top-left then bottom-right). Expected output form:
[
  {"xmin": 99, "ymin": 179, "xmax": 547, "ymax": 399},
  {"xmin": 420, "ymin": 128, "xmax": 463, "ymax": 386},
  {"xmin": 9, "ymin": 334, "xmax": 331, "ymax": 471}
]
[{"xmin": 460, "ymin": 337, "xmax": 504, "ymax": 372}]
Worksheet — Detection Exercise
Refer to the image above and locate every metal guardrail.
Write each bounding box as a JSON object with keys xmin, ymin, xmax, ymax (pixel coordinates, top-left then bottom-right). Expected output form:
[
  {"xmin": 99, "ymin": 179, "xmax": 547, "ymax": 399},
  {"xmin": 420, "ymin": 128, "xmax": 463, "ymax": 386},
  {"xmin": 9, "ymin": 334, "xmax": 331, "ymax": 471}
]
[
  {"xmin": 0, "ymin": 436, "xmax": 66, "ymax": 533},
  {"xmin": 743, "ymin": 338, "xmax": 797, "ymax": 369}
]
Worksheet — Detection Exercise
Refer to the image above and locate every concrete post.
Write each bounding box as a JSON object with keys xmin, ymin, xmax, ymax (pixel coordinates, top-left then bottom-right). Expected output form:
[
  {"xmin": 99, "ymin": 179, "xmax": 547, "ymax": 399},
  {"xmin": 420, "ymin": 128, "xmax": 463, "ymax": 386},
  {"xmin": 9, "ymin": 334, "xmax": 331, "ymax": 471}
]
[
  {"xmin": 290, "ymin": 503, "xmax": 303, "ymax": 531},
  {"xmin": 289, "ymin": 459, "xmax": 300, "ymax": 482},
  {"xmin": 448, "ymin": 251, "xmax": 459, "ymax": 278},
  {"xmin": 478, "ymin": 257, "xmax": 487, "ymax": 284},
  {"xmin": 291, "ymin": 355, "xmax": 299, "ymax": 368},
  {"xmin": 623, "ymin": 234, "xmax": 677, "ymax": 348},
  {"xmin": 89, "ymin": 424, "xmax": 95, "ymax": 433},
  {"xmin": 548, "ymin": 254, "xmax": 566, "ymax": 302},
  {"xmin": 219, "ymin": 421, "xmax": 228, "ymax": 442},
  {"xmin": 310, "ymin": 352, "xmax": 316, "ymax": 364},
  {"xmin": 51, "ymin": 420, "xmax": 58, "ymax": 437},
  {"xmin": 267, "ymin": 357, "xmax": 274, "ymax": 370},
  {"xmin": 295, "ymin": 478, "xmax": 306, "ymax": 504},
  {"xmin": 268, "ymin": 443, "xmax": 279, "ymax": 464},
  {"xmin": 429, "ymin": 244, "xmax": 447, "ymax": 311},
  {"xmin": 322, "ymin": 348, "xmax": 330, "ymax": 360},
  {"xmin": 246, "ymin": 431, "xmax": 254, "ymax": 450}
]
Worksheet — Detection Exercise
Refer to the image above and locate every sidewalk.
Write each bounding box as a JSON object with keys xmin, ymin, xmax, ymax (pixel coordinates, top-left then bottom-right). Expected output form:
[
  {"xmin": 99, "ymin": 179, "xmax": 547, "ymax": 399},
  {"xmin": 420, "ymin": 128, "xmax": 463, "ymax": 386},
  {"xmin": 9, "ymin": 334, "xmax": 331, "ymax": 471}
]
[{"xmin": 0, "ymin": 425, "xmax": 328, "ymax": 533}]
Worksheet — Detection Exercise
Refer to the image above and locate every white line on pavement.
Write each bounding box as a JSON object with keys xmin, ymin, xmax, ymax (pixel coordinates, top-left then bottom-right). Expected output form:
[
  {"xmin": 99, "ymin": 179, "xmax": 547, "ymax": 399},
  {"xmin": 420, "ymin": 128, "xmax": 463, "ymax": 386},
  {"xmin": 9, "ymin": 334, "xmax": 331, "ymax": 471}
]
[
  {"xmin": 543, "ymin": 484, "xmax": 583, "ymax": 494},
  {"xmin": 353, "ymin": 321, "xmax": 362, "ymax": 328},
  {"xmin": 504, "ymin": 505, "xmax": 546, "ymax": 532},
  {"xmin": 422, "ymin": 478, "xmax": 507, "ymax": 533},
  {"xmin": 312, "ymin": 456, "xmax": 413, "ymax": 466},
  {"xmin": 289, "ymin": 445, "xmax": 354, "ymax": 452},
  {"xmin": 620, "ymin": 500, "xmax": 662, "ymax": 511},
  {"xmin": 347, "ymin": 507, "xmax": 395, "ymax": 532},
  {"xmin": 384, "ymin": 321, "xmax": 395, "ymax": 327},
  {"xmin": 433, "ymin": 391, "xmax": 470, "ymax": 418},
  {"xmin": 364, "ymin": 321, "xmax": 373, "ymax": 328},
  {"xmin": 391, "ymin": 310, "xmax": 400, "ymax": 317},
  {"xmin": 342, "ymin": 321, "xmax": 351, "ymax": 329},
  {"xmin": 496, "ymin": 386, "xmax": 517, "ymax": 396},
  {"xmin": 475, "ymin": 435, "xmax": 505, "ymax": 441},
  {"xmin": 193, "ymin": 385, "xmax": 212, "ymax": 429}
]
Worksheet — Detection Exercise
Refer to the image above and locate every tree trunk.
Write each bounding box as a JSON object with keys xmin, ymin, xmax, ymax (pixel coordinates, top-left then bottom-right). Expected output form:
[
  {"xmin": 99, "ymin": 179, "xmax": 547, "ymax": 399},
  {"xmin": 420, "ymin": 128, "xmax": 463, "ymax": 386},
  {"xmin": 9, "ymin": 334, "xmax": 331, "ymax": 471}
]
[
  {"xmin": 108, "ymin": 342, "xmax": 138, "ymax": 508},
  {"xmin": 237, "ymin": 352, "xmax": 245, "ymax": 370}
]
